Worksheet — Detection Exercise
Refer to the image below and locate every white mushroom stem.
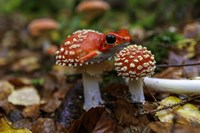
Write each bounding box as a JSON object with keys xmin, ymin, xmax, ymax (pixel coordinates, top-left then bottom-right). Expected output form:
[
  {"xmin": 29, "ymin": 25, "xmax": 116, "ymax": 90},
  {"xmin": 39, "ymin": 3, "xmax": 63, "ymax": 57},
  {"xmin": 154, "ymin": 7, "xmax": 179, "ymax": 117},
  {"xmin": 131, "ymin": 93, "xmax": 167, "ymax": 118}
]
[
  {"xmin": 42, "ymin": 37, "xmax": 51, "ymax": 53},
  {"xmin": 82, "ymin": 72, "xmax": 103, "ymax": 111},
  {"xmin": 144, "ymin": 77, "xmax": 200, "ymax": 94},
  {"xmin": 128, "ymin": 78, "xmax": 145, "ymax": 103}
]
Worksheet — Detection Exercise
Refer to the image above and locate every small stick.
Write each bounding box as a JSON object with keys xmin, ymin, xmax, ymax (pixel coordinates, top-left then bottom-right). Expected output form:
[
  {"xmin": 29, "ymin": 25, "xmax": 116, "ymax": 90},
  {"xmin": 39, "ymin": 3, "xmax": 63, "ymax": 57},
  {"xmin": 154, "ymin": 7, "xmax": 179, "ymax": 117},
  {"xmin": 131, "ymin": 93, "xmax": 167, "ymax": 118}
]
[
  {"xmin": 157, "ymin": 62, "xmax": 200, "ymax": 68},
  {"xmin": 136, "ymin": 95, "xmax": 200, "ymax": 116},
  {"xmin": 143, "ymin": 80, "xmax": 159, "ymax": 105}
]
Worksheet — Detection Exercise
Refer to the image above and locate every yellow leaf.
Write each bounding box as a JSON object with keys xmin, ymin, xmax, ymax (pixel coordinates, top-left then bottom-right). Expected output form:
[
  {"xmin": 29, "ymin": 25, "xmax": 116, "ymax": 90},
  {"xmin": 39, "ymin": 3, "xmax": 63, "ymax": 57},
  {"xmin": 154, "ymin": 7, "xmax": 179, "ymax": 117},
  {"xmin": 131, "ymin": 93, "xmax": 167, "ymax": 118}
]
[
  {"xmin": 0, "ymin": 118, "xmax": 32, "ymax": 133},
  {"xmin": 176, "ymin": 39, "xmax": 196, "ymax": 58},
  {"xmin": 156, "ymin": 96, "xmax": 181, "ymax": 123},
  {"xmin": 156, "ymin": 96, "xmax": 200, "ymax": 125}
]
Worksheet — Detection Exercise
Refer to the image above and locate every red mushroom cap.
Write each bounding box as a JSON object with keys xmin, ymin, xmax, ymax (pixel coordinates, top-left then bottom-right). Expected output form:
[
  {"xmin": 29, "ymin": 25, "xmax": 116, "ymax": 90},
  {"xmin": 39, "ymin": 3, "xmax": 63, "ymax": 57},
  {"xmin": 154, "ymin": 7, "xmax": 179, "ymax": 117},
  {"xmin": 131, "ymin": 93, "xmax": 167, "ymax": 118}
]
[
  {"xmin": 28, "ymin": 18, "xmax": 59, "ymax": 36},
  {"xmin": 55, "ymin": 29, "xmax": 104, "ymax": 67},
  {"xmin": 114, "ymin": 44, "xmax": 156, "ymax": 79}
]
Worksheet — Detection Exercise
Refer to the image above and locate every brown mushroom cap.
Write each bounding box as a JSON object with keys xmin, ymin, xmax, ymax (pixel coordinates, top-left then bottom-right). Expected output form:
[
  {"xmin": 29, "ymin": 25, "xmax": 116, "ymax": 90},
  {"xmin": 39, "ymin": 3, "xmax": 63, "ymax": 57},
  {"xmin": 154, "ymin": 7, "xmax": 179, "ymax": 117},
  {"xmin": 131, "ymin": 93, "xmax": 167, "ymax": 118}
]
[
  {"xmin": 28, "ymin": 18, "xmax": 59, "ymax": 36},
  {"xmin": 76, "ymin": 0, "xmax": 110, "ymax": 19},
  {"xmin": 114, "ymin": 45, "xmax": 156, "ymax": 79}
]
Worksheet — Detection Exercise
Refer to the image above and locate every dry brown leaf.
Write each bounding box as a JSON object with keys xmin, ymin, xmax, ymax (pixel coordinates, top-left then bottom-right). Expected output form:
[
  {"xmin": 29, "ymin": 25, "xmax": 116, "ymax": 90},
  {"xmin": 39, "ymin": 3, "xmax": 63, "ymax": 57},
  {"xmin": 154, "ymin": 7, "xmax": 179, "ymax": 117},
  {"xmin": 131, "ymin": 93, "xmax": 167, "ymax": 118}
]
[
  {"xmin": 32, "ymin": 118, "xmax": 56, "ymax": 133},
  {"xmin": 182, "ymin": 59, "xmax": 200, "ymax": 78},
  {"xmin": 92, "ymin": 111, "xmax": 116, "ymax": 133},
  {"xmin": 12, "ymin": 119, "xmax": 32, "ymax": 131},
  {"xmin": 40, "ymin": 97, "xmax": 61, "ymax": 113},
  {"xmin": 0, "ymin": 57, "xmax": 8, "ymax": 66},
  {"xmin": 11, "ymin": 56, "xmax": 40, "ymax": 72},
  {"xmin": 144, "ymin": 121, "xmax": 200, "ymax": 133},
  {"xmin": 56, "ymin": 82, "xmax": 84, "ymax": 128},
  {"xmin": 22, "ymin": 105, "xmax": 40, "ymax": 118},
  {"xmin": 68, "ymin": 107, "xmax": 116, "ymax": 133},
  {"xmin": 42, "ymin": 71, "xmax": 71, "ymax": 99},
  {"xmin": 0, "ymin": 100, "xmax": 15, "ymax": 114},
  {"xmin": 8, "ymin": 77, "xmax": 32, "ymax": 87},
  {"xmin": 183, "ymin": 22, "xmax": 200, "ymax": 38},
  {"xmin": 0, "ymin": 80, "xmax": 14, "ymax": 100},
  {"xmin": 107, "ymin": 97, "xmax": 149, "ymax": 128},
  {"xmin": 154, "ymin": 67, "xmax": 183, "ymax": 79}
]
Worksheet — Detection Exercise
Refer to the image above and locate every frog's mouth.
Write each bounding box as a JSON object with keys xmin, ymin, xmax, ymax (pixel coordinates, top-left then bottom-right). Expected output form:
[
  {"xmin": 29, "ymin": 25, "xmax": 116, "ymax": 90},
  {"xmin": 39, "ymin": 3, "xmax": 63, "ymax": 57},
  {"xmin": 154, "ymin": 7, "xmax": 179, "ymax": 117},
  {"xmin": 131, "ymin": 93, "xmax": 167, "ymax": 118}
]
[{"xmin": 86, "ymin": 42, "xmax": 130, "ymax": 63}]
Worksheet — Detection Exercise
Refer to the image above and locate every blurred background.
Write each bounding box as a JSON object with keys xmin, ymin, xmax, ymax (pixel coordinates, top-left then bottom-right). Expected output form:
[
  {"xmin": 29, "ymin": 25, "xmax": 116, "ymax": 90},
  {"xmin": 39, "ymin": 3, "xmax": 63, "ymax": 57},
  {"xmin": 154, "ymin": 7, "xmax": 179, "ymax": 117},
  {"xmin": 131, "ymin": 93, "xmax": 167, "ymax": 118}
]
[{"xmin": 1, "ymin": 0, "xmax": 200, "ymax": 75}]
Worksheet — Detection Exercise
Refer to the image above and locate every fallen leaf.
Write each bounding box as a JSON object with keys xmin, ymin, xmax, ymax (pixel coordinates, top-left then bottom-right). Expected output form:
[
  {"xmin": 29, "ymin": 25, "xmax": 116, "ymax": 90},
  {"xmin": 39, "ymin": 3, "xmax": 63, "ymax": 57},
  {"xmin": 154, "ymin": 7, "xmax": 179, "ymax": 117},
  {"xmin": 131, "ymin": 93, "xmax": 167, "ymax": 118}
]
[
  {"xmin": 176, "ymin": 39, "xmax": 196, "ymax": 58},
  {"xmin": 144, "ymin": 121, "xmax": 200, "ymax": 133},
  {"xmin": 8, "ymin": 77, "xmax": 32, "ymax": 87},
  {"xmin": 8, "ymin": 109, "xmax": 24, "ymax": 123},
  {"xmin": 40, "ymin": 97, "xmax": 61, "ymax": 113},
  {"xmin": 56, "ymin": 81, "xmax": 84, "ymax": 128},
  {"xmin": 156, "ymin": 96, "xmax": 200, "ymax": 126},
  {"xmin": 68, "ymin": 107, "xmax": 116, "ymax": 133},
  {"xmin": 42, "ymin": 71, "xmax": 71, "ymax": 100},
  {"xmin": 32, "ymin": 118, "xmax": 56, "ymax": 133},
  {"xmin": 183, "ymin": 22, "xmax": 200, "ymax": 39},
  {"xmin": 8, "ymin": 86, "xmax": 40, "ymax": 106},
  {"xmin": 155, "ymin": 96, "xmax": 181, "ymax": 123},
  {"xmin": 168, "ymin": 51, "xmax": 187, "ymax": 65},
  {"xmin": 154, "ymin": 67, "xmax": 183, "ymax": 79},
  {"xmin": 113, "ymin": 99, "xmax": 150, "ymax": 131},
  {"xmin": 0, "ymin": 80, "xmax": 14, "ymax": 100},
  {"xmin": 0, "ymin": 57, "xmax": 8, "ymax": 66},
  {"xmin": 176, "ymin": 103, "xmax": 200, "ymax": 126},
  {"xmin": 0, "ymin": 100, "xmax": 15, "ymax": 114},
  {"xmin": 12, "ymin": 119, "xmax": 32, "ymax": 131},
  {"xmin": 11, "ymin": 56, "xmax": 40, "ymax": 72},
  {"xmin": 0, "ymin": 118, "xmax": 31, "ymax": 133},
  {"xmin": 92, "ymin": 110, "xmax": 117, "ymax": 133},
  {"xmin": 22, "ymin": 105, "xmax": 40, "ymax": 118},
  {"xmin": 182, "ymin": 59, "xmax": 200, "ymax": 78},
  {"xmin": 104, "ymin": 82, "xmax": 149, "ymax": 130}
]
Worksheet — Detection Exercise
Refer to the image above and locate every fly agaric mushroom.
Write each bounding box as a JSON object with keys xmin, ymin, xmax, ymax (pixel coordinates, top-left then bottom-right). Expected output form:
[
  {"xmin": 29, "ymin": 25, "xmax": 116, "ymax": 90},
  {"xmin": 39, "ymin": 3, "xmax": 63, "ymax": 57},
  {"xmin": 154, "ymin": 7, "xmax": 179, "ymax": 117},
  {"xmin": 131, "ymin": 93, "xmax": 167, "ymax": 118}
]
[
  {"xmin": 56, "ymin": 29, "xmax": 131, "ymax": 110},
  {"xmin": 76, "ymin": 0, "xmax": 110, "ymax": 20},
  {"xmin": 28, "ymin": 18, "xmax": 59, "ymax": 53},
  {"xmin": 114, "ymin": 44, "xmax": 156, "ymax": 103}
]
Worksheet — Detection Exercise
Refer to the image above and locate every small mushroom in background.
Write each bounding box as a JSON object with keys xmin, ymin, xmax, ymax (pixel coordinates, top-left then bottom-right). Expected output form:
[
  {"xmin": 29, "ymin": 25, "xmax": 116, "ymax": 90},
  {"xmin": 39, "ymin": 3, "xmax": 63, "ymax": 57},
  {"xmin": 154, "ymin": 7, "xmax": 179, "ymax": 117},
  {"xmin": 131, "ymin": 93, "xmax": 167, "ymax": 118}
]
[
  {"xmin": 114, "ymin": 44, "xmax": 156, "ymax": 103},
  {"xmin": 76, "ymin": 0, "xmax": 110, "ymax": 21},
  {"xmin": 28, "ymin": 18, "xmax": 59, "ymax": 54},
  {"xmin": 56, "ymin": 29, "xmax": 131, "ymax": 110}
]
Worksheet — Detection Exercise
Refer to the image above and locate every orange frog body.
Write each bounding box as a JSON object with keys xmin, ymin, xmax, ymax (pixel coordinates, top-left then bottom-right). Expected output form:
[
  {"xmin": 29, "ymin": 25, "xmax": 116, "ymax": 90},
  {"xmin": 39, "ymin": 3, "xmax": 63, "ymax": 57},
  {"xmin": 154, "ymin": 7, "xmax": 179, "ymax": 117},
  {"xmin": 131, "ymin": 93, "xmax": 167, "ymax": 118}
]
[{"xmin": 56, "ymin": 29, "xmax": 131, "ymax": 66}]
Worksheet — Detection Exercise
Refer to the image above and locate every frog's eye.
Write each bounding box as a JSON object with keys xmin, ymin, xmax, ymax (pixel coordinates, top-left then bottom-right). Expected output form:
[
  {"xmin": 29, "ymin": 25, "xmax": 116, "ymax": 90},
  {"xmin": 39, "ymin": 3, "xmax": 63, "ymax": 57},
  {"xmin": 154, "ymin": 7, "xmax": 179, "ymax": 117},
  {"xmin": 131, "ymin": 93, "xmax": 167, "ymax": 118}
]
[{"xmin": 106, "ymin": 34, "xmax": 116, "ymax": 44}]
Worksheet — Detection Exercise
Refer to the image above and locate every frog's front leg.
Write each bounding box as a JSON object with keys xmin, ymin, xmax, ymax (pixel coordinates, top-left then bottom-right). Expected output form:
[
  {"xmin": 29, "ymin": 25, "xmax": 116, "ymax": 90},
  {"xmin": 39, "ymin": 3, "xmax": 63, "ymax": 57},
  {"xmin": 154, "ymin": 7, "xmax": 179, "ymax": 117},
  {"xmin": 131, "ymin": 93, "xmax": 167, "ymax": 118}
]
[{"xmin": 78, "ymin": 51, "xmax": 102, "ymax": 62}]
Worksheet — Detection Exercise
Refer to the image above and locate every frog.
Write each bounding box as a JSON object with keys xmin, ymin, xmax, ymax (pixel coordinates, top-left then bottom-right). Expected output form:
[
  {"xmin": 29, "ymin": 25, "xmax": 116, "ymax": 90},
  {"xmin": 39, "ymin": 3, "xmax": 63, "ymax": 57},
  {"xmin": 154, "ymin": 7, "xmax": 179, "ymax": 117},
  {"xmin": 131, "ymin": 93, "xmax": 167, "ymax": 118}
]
[{"xmin": 55, "ymin": 29, "xmax": 131, "ymax": 66}]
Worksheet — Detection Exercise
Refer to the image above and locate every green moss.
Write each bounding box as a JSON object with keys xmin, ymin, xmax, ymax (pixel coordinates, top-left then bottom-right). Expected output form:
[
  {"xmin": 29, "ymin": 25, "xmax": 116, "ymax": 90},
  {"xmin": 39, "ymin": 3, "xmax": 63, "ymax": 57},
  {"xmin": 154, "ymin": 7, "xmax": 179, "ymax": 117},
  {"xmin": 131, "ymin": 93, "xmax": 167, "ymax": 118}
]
[{"xmin": 145, "ymin": 31, "xmax": 183, "ymax": 63}]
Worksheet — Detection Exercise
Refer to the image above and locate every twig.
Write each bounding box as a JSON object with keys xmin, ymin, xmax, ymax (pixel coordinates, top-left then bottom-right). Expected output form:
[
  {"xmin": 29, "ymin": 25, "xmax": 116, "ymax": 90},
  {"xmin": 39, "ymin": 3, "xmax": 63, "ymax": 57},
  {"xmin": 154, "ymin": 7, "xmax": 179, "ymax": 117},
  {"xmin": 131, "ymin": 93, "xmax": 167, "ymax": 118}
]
[
  {"xmin": 143, "ymin": 80, "xmax": 159, "ymax": 105},
  {"xmin": 136, "ymin": 95, "xmax": 200, "ymax": 116},
  {"xmin": 157, "ymin": 62, "xmax": 200, "ymax": 68}
]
